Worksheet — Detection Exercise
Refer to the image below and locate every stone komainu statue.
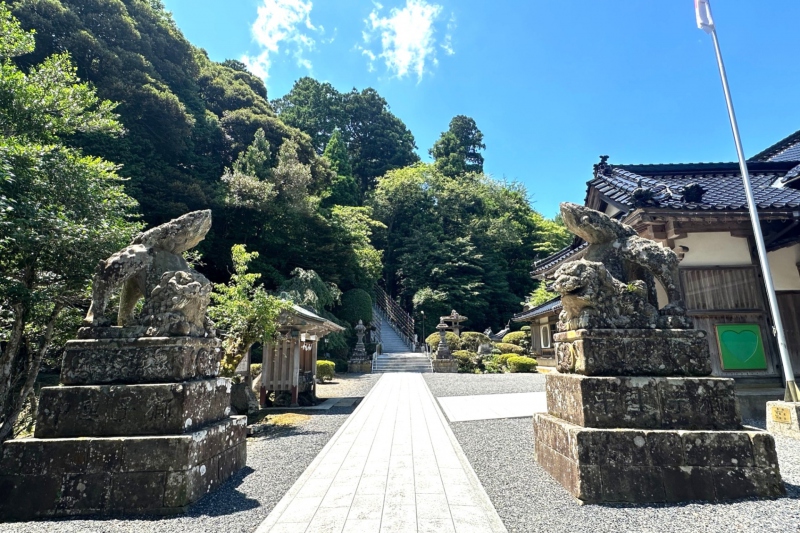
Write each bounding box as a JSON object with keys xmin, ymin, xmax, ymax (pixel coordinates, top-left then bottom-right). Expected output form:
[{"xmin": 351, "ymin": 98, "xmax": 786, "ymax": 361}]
[
  {"xmin": 83, "ymin": 210, "xmax": 214, "ymax": 337},
  {"xmin": 553, "ymin": 202, "xmax": 692, "ymax": 331}
]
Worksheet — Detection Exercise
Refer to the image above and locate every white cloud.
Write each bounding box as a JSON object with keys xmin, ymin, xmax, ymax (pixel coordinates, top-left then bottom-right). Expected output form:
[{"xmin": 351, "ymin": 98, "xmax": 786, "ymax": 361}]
[
  {"xmin": 362, "ymin": 0, "xmax": 453, "ymax": 81},
  {"xmin": 441, "ymin": 13, "xmax": 456, "ymax": 56},
  {"xmin": 242, "ymin": 0, "xmax": 318, "ymax": 81}
]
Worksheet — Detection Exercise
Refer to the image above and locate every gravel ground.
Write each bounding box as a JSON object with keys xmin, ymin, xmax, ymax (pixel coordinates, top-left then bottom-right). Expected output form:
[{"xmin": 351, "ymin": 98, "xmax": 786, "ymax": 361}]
[
  {"xmin": 424, "ymin": 372, "xmax": 546, "ymax": 397},
  {"xmin": 432, "ymin": 373, "xmax": 800, "ymax": 533},
  {"xmin": 6, "ymin": 373, "xmax": 381, "ymax": 533},
  {"xmin": 315, "ymin": 372, "xmax": 380, "ymax": 399}
]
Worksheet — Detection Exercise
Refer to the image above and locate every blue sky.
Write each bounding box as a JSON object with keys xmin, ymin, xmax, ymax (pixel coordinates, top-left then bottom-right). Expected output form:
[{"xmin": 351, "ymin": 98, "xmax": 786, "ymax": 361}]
[{"xmin": 163, "ymin": 0, "xmax": 800, "ymax": 218}]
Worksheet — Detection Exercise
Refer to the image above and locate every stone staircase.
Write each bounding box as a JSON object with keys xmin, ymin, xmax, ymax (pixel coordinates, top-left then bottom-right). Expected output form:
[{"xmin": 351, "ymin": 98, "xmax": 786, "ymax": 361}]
[
  {"xmin": 372, "ymin": 312, "xmax": 430, "ymax": 373},
  {"xmin": 372, "ymin": 353, "xmax": 432, "ymax": 373}
]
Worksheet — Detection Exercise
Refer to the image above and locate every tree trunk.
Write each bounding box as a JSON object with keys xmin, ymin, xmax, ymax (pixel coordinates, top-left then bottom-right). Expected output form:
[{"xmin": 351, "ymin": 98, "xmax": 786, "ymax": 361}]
[{"xmin": 0, "ymin": 303, "xmax": 62, "ymax": 444}]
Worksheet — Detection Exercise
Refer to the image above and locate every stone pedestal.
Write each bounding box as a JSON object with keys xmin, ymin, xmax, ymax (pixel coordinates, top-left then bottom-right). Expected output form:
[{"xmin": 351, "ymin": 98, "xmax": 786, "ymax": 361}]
[
  {"xmin": 0, "ymin": 335, "xmax": 246, "ymax": 521},
  {"xmin": 432, "ymin": 359, "xmax": 458, "ymax": 373},
  {"xmin": 348, "ymin": 360, "xmax": 372, "ymax": 373},
  {"xmin": 533, "ymin": 328, "xmax": 784, "ymax": 503},
  {"xmin": 767, "ymin": 401, "xmax": 800, "ymax": 439}
]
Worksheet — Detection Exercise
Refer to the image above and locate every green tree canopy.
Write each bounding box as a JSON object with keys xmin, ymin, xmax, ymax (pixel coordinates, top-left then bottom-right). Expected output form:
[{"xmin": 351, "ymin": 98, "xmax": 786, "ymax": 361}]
[
  {"xmin": 0, "ymin": 4, "xmax": 140, "ymax": 442},
  {"xmin": 430, "ymin": 115, "xmax": 486, "ymax": 177}
]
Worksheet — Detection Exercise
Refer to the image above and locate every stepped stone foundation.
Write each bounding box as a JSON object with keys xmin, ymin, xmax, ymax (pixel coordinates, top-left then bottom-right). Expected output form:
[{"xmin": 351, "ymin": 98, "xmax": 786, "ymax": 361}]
[
  {"xmin": 767, "ymin": 401, "xmax": 800, "ymax": 439},
  {"xmin": 0, "ymin": 211, "xmax": 247, "ymax": 521},
  {"xmin": 532, "ymin": 203, "xmax": 784, "ymax": 504},
  {"xmin": 432, "ymin": 359, "xmax": 458, "ymax": 373},
  {"xmin": 348, "ymin": 361, "xmax": 373, "ymax": 373}
]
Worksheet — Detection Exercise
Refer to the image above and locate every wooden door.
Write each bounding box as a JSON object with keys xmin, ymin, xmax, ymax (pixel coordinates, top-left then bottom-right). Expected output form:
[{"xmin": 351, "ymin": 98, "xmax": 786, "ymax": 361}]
[{"xmin": 777, "ymin": 291, "xmax": 800, "ymax": 377}]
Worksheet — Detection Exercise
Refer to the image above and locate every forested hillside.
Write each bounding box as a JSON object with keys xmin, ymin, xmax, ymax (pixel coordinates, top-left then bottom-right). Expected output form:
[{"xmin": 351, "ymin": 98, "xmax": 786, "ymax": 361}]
[{"xmin": 7, "ymin": 0, "xmax": 569, "ymax": 332}]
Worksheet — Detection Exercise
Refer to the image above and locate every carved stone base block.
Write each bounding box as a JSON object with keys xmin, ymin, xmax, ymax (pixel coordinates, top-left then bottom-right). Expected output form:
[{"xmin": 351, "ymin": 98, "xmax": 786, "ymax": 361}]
[
  {"xmin": 767, "ymin": 401, "xmax": 800, "ymax": 439},
  {"xmin": 432, "ymin": 359, "xmax": 458, "ymax": 373},
  {"xmin": 533, "ymin": 413, "xmax": 784, "ymax": 503},
  {"xmin": 62, "ymin": 336, "xmax": 221, "ymax": 385},
  {"xmin": 553, "ymin": 329, "xmax": 712, "ymax": 376},
  {"xmin": 0, "ymin": 416, "xmax": 247, "ymax": 521},
  {"xmin": 348, "ymin": 360, "xmax": 372, "ymax": 373},
  {"xmin": 546, "ymin": 373, "xmax": 741, "ymax": 430},
  {"xmin": 36, "ymin": 378, "xmax": 233, "ymax": 438}
]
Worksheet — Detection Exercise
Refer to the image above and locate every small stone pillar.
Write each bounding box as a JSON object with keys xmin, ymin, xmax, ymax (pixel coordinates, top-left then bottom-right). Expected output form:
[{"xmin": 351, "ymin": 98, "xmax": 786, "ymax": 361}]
[{"xmin": 767, "ymin": 401, "xmax": 800, "ymax": 439}]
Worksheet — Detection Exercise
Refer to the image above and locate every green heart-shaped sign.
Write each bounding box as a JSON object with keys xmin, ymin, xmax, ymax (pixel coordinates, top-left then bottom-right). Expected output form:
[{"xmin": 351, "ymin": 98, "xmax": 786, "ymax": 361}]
[{"xmin": 720, "ymin": 330, "xmax": 759, "ymax": 363}]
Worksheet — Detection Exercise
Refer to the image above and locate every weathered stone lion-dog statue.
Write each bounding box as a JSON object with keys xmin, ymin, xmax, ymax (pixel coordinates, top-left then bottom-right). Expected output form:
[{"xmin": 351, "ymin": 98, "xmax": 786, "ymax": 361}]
[
  {"xmin": 552, "ymin": 202, "xmax": 691, "ymax": 331},
  {"xmin": 82, "ymin": 210, "xmax": 214, "ymax": 338}
]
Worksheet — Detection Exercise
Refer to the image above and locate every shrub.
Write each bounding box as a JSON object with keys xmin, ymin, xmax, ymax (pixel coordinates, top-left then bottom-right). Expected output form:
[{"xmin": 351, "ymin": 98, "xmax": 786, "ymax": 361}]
[
  {"xmin": 250, "ymin": 364, "xmax": 262, "ymax": 381},
  {"xmin": 338, "ymin": 289, "xmax": 373, "ymax": 326},
  {"xmin": 451, "ymin": 350, "xmax": 477, "ymax": 372},
  {"xmin": 460, "ymin": 331, "xmax": 491, "ymax": 352},
  {"xmin": 502, "ymin": 331, "xmax": 528, "ymax": 346},
  {"xmin": 482, "ymin": 356, "xmax": 503, "ymax": 374},
  {"xmin": 495, "ymin": 353, "xmax": 518, "ymax": 368},
  {"xmin": 331, "ymin": 358, "xmax": 348, "ymax": 373},
  {"xmin": 493, "ymin": 342, "xmax": 525, "ymax": 355},
  {"xmin": 317, "ymin": 360, "xmax": 336, "ymax": 381},
  {"xmin": 426, "ymin": 331, "xmax": 461, "ymax": 352},
  {"xmin": 520, "ymin": 325, "xmax": 530, "ymax": 332},
  {"xmin": 507, "ymin": 356, "xmax": 538, "ymax": 373}
]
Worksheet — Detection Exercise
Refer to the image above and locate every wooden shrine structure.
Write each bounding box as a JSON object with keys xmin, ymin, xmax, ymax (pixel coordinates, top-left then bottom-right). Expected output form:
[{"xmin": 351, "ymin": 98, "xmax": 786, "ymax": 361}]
[{"xmin": 259, "ymin": 304, "xmax": 344, "ymax": 407}]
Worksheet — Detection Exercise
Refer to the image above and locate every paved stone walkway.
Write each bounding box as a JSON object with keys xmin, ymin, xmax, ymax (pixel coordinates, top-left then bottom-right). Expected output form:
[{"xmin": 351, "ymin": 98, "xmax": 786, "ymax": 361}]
[{"xmin": 256, "ymin": 373, "xmax": 507, "ymax": 533}]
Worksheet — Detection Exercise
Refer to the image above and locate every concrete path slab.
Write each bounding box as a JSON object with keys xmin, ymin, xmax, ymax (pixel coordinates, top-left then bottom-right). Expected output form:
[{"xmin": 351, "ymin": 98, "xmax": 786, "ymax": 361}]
[
  {"xmin": 255, "ymin": 373, "xmax": 507, "ymax": 533},
  {"xmin": 437, "ymin": 392, "xmax": 547, "ymax": 423}
]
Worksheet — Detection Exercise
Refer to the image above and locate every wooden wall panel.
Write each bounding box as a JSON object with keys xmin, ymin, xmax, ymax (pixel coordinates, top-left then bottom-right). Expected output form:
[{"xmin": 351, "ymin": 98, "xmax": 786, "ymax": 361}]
[
  {"xmin": 681, "ymin": 267, "xmax": 763, "ymax": 311},
  {"xmin": 777, "ymin": 291, "xmax": 800, "ymax": 377}
]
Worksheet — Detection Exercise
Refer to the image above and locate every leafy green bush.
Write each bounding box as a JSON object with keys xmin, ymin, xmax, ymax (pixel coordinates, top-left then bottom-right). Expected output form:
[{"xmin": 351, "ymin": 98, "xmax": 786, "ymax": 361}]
[
  {"xmin": 337, "ymin": 289, "xmax": 373, "ymax": 326},
  {"xmin": 494, "ymin": 353, "xmax": 517, "ymax": 368},
  {"xmin": 331, "ymin": 358, "xmax": 348, "ymax": 373},
  {"xmin": 520, "ymin": 325, "xmax": 530, "ymax": 332},
  {"xmin": 250, "ymin": 364, "xmax": 262, "ymax": 381},
  {"xmin": 451, "ymin": 350, "xmax": 477, "ymax": 372},
  {"xmin": 502, "ymin": 331, "xmax": 528, "ymax": 346},
  {"xmin": 317, "ymin": 360, "xmax": 336, "ymax": 381},
  {"xmin": 507, "ymin": 356, "xmax": 538, "ymax": 373},
  {"xmin": 426, "ymin": 331, "xmax": 461, "ymax": 352},
  {"xmin": 460, "ymin": 331, "xmax": 491, "ymax": 351},
  {"xmin": 482, "ymin": 356, "xmax": 503, "ymax": 374},
  {"xmin": 493, "ymin": 342, "xmax": 525, "ymax": 355}
]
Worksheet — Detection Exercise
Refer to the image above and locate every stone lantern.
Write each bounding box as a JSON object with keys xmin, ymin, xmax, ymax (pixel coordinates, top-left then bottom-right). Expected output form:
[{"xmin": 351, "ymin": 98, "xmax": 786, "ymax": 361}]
[
  {"xmin": 440, "ymin": 309, "xmax": 468, "ymax": 337},
  {"xmin": 347, "ymin": 320, "xmax": 372, "ymax": 373},
  {"xmin": 435, "ymin": 321, "xmax": 451, "ymax": 359}
]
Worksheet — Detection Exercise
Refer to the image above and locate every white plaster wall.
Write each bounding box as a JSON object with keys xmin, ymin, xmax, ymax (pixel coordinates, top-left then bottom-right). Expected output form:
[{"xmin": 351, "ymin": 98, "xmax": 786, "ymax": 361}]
[
  {"xmin": 674, "ymin": 232, "xmax": 752, "ymax": 267},
  {"xmin": 655, "ymin": 280, "xmax": 668, "ymax": 309},
  {"xmin": 767, "ymin": 244, "xmax": 800, "ymax": 290},
  {"xmin": 539, "ymin": 317, "xmax": 549, "ymax": 325}
]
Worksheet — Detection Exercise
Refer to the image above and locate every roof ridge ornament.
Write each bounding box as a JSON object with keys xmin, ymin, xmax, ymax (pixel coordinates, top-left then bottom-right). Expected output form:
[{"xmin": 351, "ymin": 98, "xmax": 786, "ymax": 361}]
[{"xmin": 593, "ymin": 155, "xmax": 612, "ymax": 177}]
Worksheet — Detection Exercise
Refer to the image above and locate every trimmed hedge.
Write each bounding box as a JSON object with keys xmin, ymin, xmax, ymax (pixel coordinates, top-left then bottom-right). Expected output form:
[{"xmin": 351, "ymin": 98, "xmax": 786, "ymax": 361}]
[
  {"xmin": 451, "ymin": 350, "xmax": 477, "ymax": 372},
  {"xmin": 492, "ymin": 342, "xmax": 525, "ymax": 355},
  {"xmin": 494, "ymin": 353, "xmax": 517, "ymax": 368},
  {"xmin": 507, "ymin": 356, "xmax": 538, "ymax": 373},
  {"xmin": 338, "ymin": 289, "xmax": 373, "ymax": 326},
  {"xmin": 460, "ymin": 331, "xmax": 491, "ymax": 352},
  {"xmin": 426, "ymin": 331, "xmax": 461, "ymax": 351},
  {"xmin": 502, "ymin": 331, "xmax": 528, "ymax": 346},
  {"xmin": 317, "ymin": 360, "xmax": 336, "ymax": 381}
]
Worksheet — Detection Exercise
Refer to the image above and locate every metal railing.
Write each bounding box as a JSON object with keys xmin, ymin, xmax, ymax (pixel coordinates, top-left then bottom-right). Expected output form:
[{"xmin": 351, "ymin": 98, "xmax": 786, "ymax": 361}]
[{"xmin": 373, "ymin": 285, "xmax": 415, "ymax": 349}]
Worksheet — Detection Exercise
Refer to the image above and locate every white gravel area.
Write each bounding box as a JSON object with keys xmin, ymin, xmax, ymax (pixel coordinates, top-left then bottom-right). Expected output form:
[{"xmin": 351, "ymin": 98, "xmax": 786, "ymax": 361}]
[
  {"xmin": 5, "ymin": 374, "xmax": 380, "ymax": 533},
  {"xmin": 434, "ymin": 371, "xmax": 800, "ymax": 533},
  {"xmin": 315, "ymin": 372, "xmax": 380, "ymax": 399},
  {"xmin": 424, "ymin": 373, "xmax": 546, "ymax": 398}
]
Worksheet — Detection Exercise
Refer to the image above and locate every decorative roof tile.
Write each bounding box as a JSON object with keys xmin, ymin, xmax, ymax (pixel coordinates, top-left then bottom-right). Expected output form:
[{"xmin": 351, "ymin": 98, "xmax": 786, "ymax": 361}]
[
  {"xmin": 750, "ymin": 130, "xmax": 800, "ymax": 162},
  {"xmin": 513, "ymin": 297, "xmax": 562, "ymax": 322}
]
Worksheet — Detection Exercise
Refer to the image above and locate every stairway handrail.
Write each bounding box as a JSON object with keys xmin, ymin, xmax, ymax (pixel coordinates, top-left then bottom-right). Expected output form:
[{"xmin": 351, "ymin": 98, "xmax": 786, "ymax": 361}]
[{"xmin": 373, "ymin": 286, "xmax": 415, "ymax": 348}]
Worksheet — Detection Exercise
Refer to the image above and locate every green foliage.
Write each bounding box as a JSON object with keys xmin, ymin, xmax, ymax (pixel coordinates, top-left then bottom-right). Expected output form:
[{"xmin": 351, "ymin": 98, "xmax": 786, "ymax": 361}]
[
  {"xmin": 528, "ymin": 283, "xmax": 558, "ymax": 308},
  {"xmin": 492, "ymin": 342, "xmax": 525, "ymax": 355},
  {"xmin": 274, "ymin": 78, "xmax": 419, "ymax": 195},
  {"xmin": 426, "ymin": 331, "xmax": 461, "ymax": 352},
  {"xmin": 451, "ymin": 350, "xmax": 477, "ymax": 373},
  {"xmin": 371, "ymin": 163, "xmax": 567, "ymax": 332},
  {"xmin": 430, "ymin": 115, "xmax": 485, "ymax": 177},
  {"xmin": 330, "ymin": 206, "xmax": 385, "ymax": 288},
  {"xmin": 502, "ymin": 331, "xmax": 528, "ymax": 346},
  {"xmin": 279, "ymin": 267, "xmax": 341, "ymax": 313},
  {"xmin": 494, "ymin": 353, "xmax": 518, "ymax": 368},
  {"xmin": 250, "ymin": 363, "xmax": 262, "ymax": 381},
  {"xmin": 316, "ymin": 360, "xmax": 335, "ymax": 382},
  {"xmin": 507, "ymin": 356, "xmax": 538, "ymax": 373},
  {"xmin": 208, "ymin": 245, "xmax": 292, "ymax": 376},
  {"xmin": 337, "ymin": 289, "xmax": 373, "ymax": 326},
  {"xmin": 459, "ymin": 331, "xmax": 491, "ymax": 352},
  {"xmin": 0, "ymin": 4, "xmax": 140, "ymax": 443}
]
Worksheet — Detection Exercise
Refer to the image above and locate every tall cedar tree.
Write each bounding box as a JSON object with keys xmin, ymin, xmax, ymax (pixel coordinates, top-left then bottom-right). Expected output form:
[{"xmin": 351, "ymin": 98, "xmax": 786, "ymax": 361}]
[{"xmin": 431, "ymin": 115, "xmax": 486, "ymax": 177}]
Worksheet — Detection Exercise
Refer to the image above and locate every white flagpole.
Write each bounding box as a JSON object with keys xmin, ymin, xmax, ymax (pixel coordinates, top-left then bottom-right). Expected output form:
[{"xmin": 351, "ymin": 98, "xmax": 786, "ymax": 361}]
[{"xmin": 701, "ymin": 8, "xmax": 799, "ymax": 402}]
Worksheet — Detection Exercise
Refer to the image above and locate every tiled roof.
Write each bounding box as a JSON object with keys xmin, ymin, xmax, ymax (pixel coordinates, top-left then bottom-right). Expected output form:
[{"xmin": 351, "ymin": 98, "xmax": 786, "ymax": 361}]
[
  {"xmin": 590, "ymin": 161, "xmax": 800, "ymax": 211},
  {"xmin": 750, "ymin": 130, "xmax": 800, "ymax": 162},
  {"xmin": 531, "ymin": 240, "xmax": 588, "ymax": 276},
  {"xmin": 513, "ymin": 297, "xmax": 562, "ymax": 322}
]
